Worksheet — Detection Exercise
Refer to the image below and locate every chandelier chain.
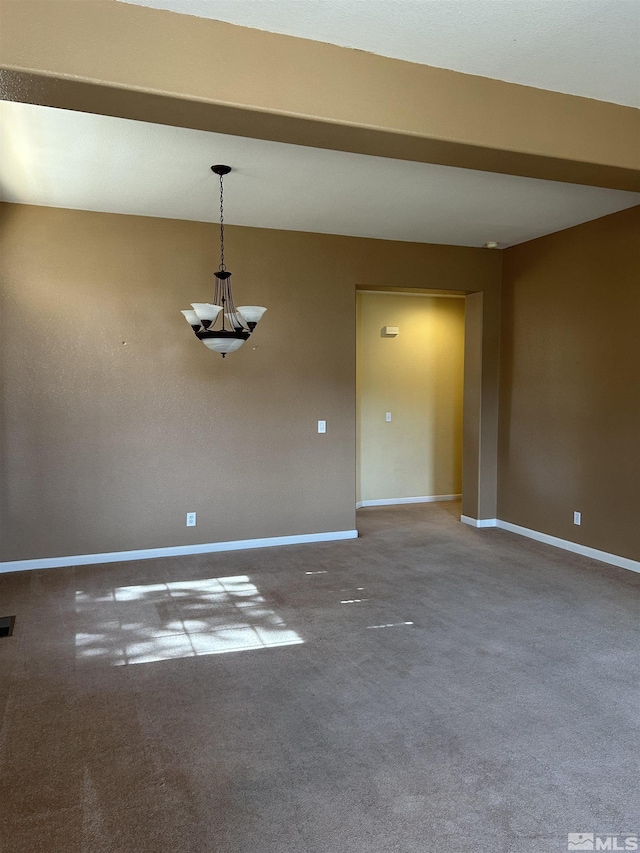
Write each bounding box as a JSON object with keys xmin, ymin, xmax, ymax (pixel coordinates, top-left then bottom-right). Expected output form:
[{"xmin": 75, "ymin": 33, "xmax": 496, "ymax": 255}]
[{"xmin": 219, "ymin": 172, "xmax": 226, "ymax": 271}]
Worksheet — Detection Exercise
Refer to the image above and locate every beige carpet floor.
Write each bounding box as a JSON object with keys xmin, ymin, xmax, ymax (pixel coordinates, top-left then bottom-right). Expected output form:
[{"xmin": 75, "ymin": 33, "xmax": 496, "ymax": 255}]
[{"xmin": 0, "ymin": 502, "xmax": 638, "ymax": 853}]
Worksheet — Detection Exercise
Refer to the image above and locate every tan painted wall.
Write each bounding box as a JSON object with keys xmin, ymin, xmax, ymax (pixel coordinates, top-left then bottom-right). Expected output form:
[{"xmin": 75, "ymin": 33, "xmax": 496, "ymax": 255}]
[
  {"xmin": 0, "ymin": 203, "xmax": 501, "ymax": 562},
  {"xmin": 499, "ymin": 205, "xmax": 640, "ymax": 561},
  {"xmin": 357, "ymin": 293, "xmax": 464, "ymax": 502},
  {"xmin": 1, "ymin": 0, "xmax": 638, "ymax": 190}
]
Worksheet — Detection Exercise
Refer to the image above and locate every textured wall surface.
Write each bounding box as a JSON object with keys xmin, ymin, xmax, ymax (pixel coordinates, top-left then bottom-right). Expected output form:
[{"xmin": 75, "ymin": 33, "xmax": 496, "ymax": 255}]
[
  {"xmin": 357, "ymin": 292, "xmax": 465, "ymax": 502},
  {"xmin": 0, "ymin": 203, "xmax": 500, "ymax": 561},
  {"xmin": 499, "ymin": 205, "xmax": 640, "ymax": 561}
]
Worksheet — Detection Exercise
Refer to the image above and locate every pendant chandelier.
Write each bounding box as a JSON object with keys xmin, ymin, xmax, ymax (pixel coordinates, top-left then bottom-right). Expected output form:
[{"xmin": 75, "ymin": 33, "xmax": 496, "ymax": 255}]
[{"xmin": 181, "ymin": 165, "xmax": 267, "ymax": 357}]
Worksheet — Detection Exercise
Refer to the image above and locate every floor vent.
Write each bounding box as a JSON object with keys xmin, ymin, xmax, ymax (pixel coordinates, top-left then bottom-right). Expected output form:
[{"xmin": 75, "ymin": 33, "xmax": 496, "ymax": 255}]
[{"xmin": 0, "ymin": 616, "xmax": 15, "ymax": 637}]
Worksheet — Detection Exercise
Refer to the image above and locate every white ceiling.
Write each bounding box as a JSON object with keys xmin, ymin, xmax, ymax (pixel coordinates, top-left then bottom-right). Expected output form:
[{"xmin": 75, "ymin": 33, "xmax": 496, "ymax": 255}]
[
  {"xmin": 1, "ymin": 101, "xmax": 638, "ymax": 248},
  {"xmin": 120, "ymin": 0, "xmax": 640, "ymax": 107}
]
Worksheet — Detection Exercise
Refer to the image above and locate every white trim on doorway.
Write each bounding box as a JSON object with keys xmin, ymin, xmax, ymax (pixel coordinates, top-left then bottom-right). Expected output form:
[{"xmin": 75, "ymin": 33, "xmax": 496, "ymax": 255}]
[{"xmin": 460, "ymin": 515, "xmax": 497, "ymax": 528}]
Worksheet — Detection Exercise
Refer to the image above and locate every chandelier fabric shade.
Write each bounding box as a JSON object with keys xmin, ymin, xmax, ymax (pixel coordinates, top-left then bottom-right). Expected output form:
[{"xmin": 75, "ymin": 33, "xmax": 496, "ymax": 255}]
[{"xmin": 181, "ymin": 165, "xmax": 267, "ymax": 357}]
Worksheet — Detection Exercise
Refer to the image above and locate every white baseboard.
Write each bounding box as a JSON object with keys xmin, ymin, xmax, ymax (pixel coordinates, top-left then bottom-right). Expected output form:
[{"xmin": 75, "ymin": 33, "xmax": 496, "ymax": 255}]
[
  {"xmin": 358, "ymin": 494, "xmax": 461, "ymax": 509},
  {"xmin": 5, "ymin": 514, "xmax": 636, "ymax": 579},
  {"xmin": 495, "ymin": 520, "xmax": 640, "ymax": 574},
  {"xmin": 0, "ymin": 529, "xmax": 359, "ymax": 575},
  {"xmin": 461, "ymin": 515, "xmax": 639, "ymax": 574},
  {"xmin": 461, "ymin": 515, "xmax": 498, "ymax": 528}
]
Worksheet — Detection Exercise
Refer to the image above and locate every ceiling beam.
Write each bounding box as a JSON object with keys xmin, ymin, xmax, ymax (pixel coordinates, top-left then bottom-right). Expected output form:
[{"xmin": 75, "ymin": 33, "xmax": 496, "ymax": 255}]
[{"xmin": 1, "ymin": 0, "xmax": 638, "ymax": 192}]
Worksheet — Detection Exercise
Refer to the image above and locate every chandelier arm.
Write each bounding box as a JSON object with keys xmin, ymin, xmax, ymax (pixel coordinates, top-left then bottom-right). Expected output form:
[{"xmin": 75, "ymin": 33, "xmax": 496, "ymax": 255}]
[
  {"xmin": 225, "ymin": 277, "xmax": 241, "ymax": 327},
  {"xmin": 222, "ymin": 280, "xmax": 227, "ymax": 330},
  {"xmin": 227, "ymin": 279, "xmax": 236, "ymax": 328}
]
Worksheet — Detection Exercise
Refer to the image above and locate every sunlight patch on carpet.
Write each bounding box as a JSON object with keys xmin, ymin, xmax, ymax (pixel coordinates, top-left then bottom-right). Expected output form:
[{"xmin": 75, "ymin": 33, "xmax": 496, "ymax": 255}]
[{"xmin": 75, "ymin": 575, "xmax": 303, "ymax": 665}]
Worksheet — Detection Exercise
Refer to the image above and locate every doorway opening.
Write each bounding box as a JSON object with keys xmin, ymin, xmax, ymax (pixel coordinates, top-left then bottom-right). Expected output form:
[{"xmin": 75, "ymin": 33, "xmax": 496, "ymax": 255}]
[{"xmin": 356, "ymin": 289, "xmax": 466, "ymax": 514}]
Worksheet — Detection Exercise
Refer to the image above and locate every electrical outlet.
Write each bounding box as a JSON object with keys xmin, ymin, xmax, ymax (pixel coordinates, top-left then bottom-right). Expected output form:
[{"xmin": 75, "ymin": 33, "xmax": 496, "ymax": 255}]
[
  {"xmin": 573, "ymin": 511, "xmax": 581, "ymax": 526},
  {"xmin": 186, "ymin": 512, "xmax": 196, "ymax": 527},
  {"xmin": 318, "ymin": 420, "xmax": 327, "ymax": 434}
]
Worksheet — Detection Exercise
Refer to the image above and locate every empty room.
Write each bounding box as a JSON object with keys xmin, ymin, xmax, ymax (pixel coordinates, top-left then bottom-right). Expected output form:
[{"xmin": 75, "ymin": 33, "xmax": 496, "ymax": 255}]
[{"xmin": 0, "ymin": 2, "xmax": 639, "ymax": 852}]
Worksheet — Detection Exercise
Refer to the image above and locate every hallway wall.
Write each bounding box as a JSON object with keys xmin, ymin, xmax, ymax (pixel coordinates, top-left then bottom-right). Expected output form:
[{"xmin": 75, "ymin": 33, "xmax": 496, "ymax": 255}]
[{"xmin": 357, "ymin": 292, "xmax": 465, "ymax": 503}]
